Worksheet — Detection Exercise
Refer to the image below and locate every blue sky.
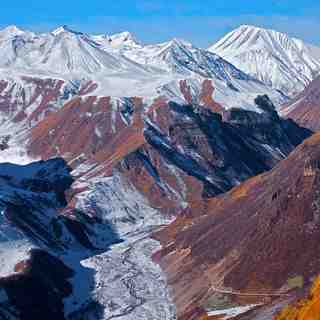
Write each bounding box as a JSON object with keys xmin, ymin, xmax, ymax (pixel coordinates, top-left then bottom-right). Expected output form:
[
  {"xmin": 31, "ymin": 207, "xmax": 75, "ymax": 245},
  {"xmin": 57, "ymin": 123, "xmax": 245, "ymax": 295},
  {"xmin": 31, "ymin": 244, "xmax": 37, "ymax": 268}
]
[{"xmin": 1, "ymin": 1, "xmax": 320, "ymax": 47}]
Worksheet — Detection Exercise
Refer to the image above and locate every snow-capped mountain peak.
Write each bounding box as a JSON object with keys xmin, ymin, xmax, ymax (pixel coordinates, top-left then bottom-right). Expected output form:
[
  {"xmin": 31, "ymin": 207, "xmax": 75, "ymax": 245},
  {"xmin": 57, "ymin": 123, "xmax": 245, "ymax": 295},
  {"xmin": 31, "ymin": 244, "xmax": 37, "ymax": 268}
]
[
  {"xmin": 169, "ymin": 38, "xmax": 193, "ymax": 48},
  {"xmin": 90, "ymin": 31, "xmax": 142, "ymax": 52},
  {"xmin": 214, "ymin": 24, "xmax": 302, "ymax": 54},
  {"xmin": 0, "ymin": 25, "xmax": 25, "ymax": 39},
  {"xmin": 110, "ymin": 31, "xmax": 140, "ymax": 46},
  {"xmin": 0, "ymin": 24, "xmax": 288, "ymax": 111},
  {"xmin": 0, "ymin": 24, "xmax": 152, "ymax": 77},
  {"xmin": 209, "ymin": 25, "xmax": 320, "ymax": 96},
  {"xmin": 51, "ymin": 25, "xmax": 83, "ymax": 36}
]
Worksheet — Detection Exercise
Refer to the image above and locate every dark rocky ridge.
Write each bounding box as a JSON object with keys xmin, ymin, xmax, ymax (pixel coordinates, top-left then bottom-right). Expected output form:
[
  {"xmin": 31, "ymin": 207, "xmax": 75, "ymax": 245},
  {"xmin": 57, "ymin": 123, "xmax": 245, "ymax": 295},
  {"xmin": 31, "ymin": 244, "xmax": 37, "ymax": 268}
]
[
  {"xmin": 128, "ymin": 98, "xmax": 312, "ymax": 199},
  {"xmin": 0, "ymin": 249, "xmax": 74, "ymax": 320}
]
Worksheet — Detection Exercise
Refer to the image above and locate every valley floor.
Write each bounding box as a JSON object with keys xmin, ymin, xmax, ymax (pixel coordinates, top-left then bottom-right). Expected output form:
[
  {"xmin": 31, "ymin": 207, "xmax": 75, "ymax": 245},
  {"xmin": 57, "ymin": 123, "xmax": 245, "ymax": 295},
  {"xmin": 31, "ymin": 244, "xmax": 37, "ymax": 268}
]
[{"xmin": 64, "ymin": 174, "xmax": 177, "ymax": 320}]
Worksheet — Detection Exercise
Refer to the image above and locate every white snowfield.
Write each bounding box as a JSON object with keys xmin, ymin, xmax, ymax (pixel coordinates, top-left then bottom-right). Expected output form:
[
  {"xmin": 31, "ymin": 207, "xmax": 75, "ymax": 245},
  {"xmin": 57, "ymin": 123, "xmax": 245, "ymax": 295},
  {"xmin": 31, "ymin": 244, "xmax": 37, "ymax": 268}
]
[{"xmin": 209, "ymin": 25, "xmax": 320, "ymax": 96}]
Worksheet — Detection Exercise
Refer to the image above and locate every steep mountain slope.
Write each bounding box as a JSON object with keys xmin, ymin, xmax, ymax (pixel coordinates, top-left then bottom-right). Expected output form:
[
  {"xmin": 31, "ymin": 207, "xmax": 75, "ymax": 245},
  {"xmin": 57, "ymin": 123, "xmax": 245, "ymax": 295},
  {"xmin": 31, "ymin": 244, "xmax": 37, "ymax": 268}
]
[
  {"xmin": 154, "ymin": 130, "xmax": 320, "ymax": 320},
  {"xmin": 281, "ymin": 75, "xmax": 320, "ymax": 131},
  {"xmin": 209, "ymin": 25, "xmax": 320, "ymax": 96},
  {"xmin": 0, "ymin": 75, "xmax": 99, "ymax": 164},
  {"xmin": 0, "ymin": 249, "xmax": 74, "ymax": 320},
  {"xmin": 28, "ymin": 94, "xmax": 311, "ymax": 204}
]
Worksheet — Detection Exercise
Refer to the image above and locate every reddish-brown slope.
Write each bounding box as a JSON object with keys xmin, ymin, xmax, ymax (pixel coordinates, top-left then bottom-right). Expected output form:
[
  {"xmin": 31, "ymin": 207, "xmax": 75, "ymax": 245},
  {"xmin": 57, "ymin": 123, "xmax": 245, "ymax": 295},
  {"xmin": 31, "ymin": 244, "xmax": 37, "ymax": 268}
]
[
  {"xmin": 179, "ymin": 79, "xmax": 224, "ymax": 114},
  {"xmin": 283, "ymin": 76, "xmax": 320, "ymax": 131},
  {"xmin": 199, "ymin": 79, "xmax": 224, "ymax": 114},
  {"xmin": 155, "ymin": 131, "xmax": 320, "ymax": 319},
  {"xmin": 29, "ymin": 96, "xmax": 145, "ymax": 164}
]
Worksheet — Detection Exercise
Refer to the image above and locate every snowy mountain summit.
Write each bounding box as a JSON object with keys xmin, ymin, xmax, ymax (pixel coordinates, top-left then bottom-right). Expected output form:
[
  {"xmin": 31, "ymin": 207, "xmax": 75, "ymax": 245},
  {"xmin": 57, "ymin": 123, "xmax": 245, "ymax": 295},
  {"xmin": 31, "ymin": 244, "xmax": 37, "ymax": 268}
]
[
  {"xmin": 51, "ymin": 25, "xmax": 83, "ymax": 36},
  {"xmin": 91, "ymin": 31, "xmax": 142, "ymax": 51},
  {"xmin": 209, "ymin": 25, "xmax": 320, "ymax": 96}
]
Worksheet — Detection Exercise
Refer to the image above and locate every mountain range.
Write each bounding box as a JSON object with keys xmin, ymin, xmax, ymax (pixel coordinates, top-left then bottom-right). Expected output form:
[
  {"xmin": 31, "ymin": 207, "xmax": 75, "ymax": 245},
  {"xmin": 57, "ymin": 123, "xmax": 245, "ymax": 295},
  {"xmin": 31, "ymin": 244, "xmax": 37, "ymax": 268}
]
[{"xmin": 0, "ymin": 23, "xmax": 320, "ymax": 320}]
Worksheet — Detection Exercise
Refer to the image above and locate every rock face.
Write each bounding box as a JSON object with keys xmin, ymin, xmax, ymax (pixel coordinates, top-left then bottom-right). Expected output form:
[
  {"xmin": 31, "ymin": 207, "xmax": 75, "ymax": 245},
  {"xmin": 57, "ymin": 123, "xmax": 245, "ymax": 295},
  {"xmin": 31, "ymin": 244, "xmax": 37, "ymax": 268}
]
[
  {"xmin": 154, "ymin": 131, "xmax": 320, "ymax": 319},
  {"xmin": 282, "ymin": 76, "xmax": 320, "ymax": 131},
  {"xmin": 0, "ymin": 77, "xmax": 96, "ymax": 128}
]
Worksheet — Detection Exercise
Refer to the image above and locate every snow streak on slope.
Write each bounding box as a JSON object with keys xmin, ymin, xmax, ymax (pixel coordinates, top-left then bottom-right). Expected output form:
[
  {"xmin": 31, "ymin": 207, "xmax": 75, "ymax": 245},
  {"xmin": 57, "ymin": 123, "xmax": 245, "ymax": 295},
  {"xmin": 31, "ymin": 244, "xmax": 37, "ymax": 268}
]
[
  {"xmin": 209, "ymin": 25, "xmax": 320, "ymax": 96},
  {"xmin": 207, "ymin": 304, "xmax": 260, "ymax": 319}
]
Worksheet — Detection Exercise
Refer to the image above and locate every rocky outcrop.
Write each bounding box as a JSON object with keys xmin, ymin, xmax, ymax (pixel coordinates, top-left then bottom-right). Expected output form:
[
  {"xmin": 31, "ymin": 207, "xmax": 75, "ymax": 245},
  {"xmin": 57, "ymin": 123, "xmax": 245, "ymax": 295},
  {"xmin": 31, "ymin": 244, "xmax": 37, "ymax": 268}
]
[
  {"xmin": 0, "ymin": 77, "xmax": 98, "ymax": 135},
  {"xmin": 119, "ymin": 99, "xmax": 311, "ymax": 210}
]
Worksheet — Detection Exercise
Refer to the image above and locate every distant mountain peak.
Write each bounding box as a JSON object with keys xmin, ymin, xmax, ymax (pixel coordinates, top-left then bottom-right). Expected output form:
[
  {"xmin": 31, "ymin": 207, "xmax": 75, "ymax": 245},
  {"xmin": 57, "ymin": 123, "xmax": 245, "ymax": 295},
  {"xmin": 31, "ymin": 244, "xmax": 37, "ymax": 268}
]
[
  {"xmin": 51, "ymin": 25, "xmax": 83, "ymax": 36},
  {"xmin": 168, "ymin": 38, "xmax": 193, "ymax": 49},
  {"xmin": 0, "ymin": 25, "xmax": 25, "ymax": 38},
  {"xmin": 108, "ymin": 31, "xmax": 141, "ymax": 48},
  {"xmin": 238, "ymin": 24, "xmax": 272, "ymax": 31},
  {"xmin": 3, "ymin": 25, "xmax": 22, "ymax": 33},
  {"xmin": 113, "ymin": 31, "xmax": 136, "ymax": 41}
]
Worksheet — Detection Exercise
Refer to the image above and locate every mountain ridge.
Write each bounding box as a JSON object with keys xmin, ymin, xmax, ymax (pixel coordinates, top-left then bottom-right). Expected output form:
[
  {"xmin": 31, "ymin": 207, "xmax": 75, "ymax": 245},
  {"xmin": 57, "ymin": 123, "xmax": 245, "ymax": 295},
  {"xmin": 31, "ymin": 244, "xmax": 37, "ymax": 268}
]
[{"xmin": 0, "ymin": 24, "xmax": 288, "ymax": 113}]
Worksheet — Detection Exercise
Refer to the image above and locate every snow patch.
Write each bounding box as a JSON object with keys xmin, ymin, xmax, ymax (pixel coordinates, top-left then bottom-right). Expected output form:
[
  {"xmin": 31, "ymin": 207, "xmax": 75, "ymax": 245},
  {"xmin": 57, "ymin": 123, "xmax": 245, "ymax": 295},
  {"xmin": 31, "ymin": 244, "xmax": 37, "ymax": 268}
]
[{"xmin": 207, "ymin": 304, "xmax": 260, "ymax": 319}]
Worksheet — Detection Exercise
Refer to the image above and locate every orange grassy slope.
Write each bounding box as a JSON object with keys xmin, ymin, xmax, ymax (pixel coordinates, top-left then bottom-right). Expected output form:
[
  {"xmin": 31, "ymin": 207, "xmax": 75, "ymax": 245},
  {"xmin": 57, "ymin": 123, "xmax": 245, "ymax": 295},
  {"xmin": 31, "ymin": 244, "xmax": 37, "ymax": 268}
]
[{"xmin": 275, "ymin": 277, "xmax": 320, "ymax": 320}]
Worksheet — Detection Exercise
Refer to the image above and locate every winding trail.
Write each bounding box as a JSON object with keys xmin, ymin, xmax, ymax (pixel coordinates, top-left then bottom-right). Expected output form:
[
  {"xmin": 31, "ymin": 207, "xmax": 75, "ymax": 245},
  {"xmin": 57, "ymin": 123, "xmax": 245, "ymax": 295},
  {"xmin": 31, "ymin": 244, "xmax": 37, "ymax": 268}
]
[{"xmin": 209, "ymin": 287, "xmax": 290, "ymax": 298}]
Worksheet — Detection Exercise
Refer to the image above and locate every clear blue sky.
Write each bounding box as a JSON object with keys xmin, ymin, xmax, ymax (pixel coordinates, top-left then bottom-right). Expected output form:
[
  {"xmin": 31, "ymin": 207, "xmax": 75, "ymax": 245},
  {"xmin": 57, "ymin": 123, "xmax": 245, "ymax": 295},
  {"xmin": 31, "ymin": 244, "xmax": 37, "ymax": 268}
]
[{"xmin": 1, "ymin": 1, "xmax": 320, "ymax": 47}]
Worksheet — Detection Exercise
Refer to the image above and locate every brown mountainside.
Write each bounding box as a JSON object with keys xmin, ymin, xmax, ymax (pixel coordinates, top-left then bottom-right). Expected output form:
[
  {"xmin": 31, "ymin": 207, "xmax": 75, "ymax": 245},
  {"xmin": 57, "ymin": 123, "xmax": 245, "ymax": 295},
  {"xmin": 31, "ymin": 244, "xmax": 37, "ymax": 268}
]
[{"xmin": 154, "ymin": 131, "xmax": 320, "ymax": 319}]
